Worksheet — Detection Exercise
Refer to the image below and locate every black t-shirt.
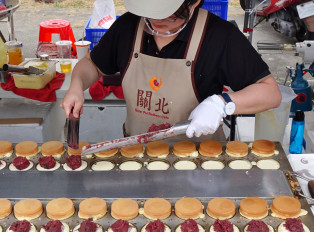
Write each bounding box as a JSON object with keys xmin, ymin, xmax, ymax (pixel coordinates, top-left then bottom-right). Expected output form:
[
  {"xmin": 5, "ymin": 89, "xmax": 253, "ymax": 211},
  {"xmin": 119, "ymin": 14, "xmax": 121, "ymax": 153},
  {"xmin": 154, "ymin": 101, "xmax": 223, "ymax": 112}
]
[{"xmin": 91, "ymin": 10, "xmax": 270, "ymax": 101}]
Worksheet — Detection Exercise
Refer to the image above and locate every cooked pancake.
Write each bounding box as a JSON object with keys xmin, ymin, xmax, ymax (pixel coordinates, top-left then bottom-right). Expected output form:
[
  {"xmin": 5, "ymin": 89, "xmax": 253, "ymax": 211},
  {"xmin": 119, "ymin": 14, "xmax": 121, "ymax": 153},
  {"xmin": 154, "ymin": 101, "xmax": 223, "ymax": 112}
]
[
  {"xmin": 0, "ymin": 199, "xmax": 12, "ymax": 219},
  {"xmin": 120, "ymin": 144, "xmax": 144, "ymax": 158},
  {"xmin": 199, "ymin": 140, "xmax": 222, "ymax": 157},
  {"xmin": 111, "ymin": 198, "xmax": 139, "ymax": 220},
  {"xmin": 173, "ymin": 141, "xmax": 198, "ymax": 158},
  {"xmin": 141, "ymin": 198, "xmax": 172, "ymax": 219},
  {"xmin": 0, "ymin": 141, "xmax": 13, "ymax": 158},
  {"xmin": 78, "ymin": 197, "xmax": 107, "ymax": 220},
  {"xmin": 14, "ymin": 199, "xmax": 43, "ymax": 220},
  {"xmin": 252, "ymin": 140, "xmax": 277, "ymax": 157},
  {"xmin": 175, "ymin": 197, "xmax": 204, "ymax": 219},
  {"xmin": 206, "ymin": 198, "xmax": 236, "ymax": 219},
  {"xmin": 15, "ymin": 141, "xmax": 39, "ymax": 158},
  {"xmin": 146, "ymin": 141, "xmax": 169, "ymax": 158},
  {"xmin": 41, "ymin": 141, "xmax": 65, "ymax": 158},
  {"xmin": 67, "ymin": 141, "xmax": 89, "ymax": 156},
  {"xmin": 226, "ymin": 141, "xmax": 248, "ymax": 157},
  {"xmin": 270, "ymin": 196, "xmax": 307, "ymax": 219},
  {"xmin": 46, "ymin": 198, "xmax": 75, "ymax": 220},
  {"xmin": 95, "ymin": 147, "xmax": 118, "ymax": 158},
  {"xmin": 239, "ymin": 197, "xmax": 268, "ymax": 219}
]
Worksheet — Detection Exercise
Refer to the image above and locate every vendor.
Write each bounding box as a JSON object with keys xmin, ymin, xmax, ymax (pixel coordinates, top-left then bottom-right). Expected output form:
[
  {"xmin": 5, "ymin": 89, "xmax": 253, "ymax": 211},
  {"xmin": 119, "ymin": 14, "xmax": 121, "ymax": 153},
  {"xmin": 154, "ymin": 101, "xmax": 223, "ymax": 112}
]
[{"xmin": 61, "ymin": 0, "xmax": 281, "ymax": 139}]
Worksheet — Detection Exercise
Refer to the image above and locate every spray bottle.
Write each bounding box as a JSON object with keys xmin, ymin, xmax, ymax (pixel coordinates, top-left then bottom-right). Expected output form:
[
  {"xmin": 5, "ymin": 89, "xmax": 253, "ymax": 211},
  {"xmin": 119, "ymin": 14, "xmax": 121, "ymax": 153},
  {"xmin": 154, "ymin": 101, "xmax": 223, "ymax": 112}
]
[
  {"xmin": 289, "ymin": 63, "xmax": 312, "ymax": 113},
  {"xmin": 289, "ymin": 110, "xmax": 305, "ymax": 154}
]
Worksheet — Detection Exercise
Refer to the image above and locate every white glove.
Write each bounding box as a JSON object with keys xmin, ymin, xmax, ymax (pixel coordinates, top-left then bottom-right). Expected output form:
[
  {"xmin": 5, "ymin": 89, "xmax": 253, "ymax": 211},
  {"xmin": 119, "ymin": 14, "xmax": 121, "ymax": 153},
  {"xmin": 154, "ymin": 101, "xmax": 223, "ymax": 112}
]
[{"xmin": 186, "ymin": 94, "xmax": 226, "ymax": 138}]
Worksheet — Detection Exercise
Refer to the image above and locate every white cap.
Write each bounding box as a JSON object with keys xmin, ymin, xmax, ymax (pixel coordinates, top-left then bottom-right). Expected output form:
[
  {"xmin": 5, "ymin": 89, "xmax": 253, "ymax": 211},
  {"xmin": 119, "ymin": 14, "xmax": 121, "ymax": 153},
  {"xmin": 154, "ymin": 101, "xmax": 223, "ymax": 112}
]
[{"xmin": 124, "ymin": 0, "xmax": 185, "ymax": 19}]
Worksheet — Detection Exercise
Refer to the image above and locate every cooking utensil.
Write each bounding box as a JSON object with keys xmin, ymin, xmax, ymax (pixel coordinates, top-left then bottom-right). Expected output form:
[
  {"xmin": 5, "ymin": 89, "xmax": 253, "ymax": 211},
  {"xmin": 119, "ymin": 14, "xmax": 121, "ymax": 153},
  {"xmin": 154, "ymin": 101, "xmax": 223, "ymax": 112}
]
[
  {"xmin": 295, "ymin": 186, "xmax": 314, "ymax": 203},
  {"xmin": 2, "ymin": 64, "xmax": 46, "ymax": 75},
  {"xmin": 81, "ymin": 120, "xmax": 191, "ymax": 156},
  {"xmin": 66, "ymin": 109, "xmax": 80, "ymax": 149},
  {"xmin": 290, "ymin": 171, "xmax": 314, "ymax": 199}
]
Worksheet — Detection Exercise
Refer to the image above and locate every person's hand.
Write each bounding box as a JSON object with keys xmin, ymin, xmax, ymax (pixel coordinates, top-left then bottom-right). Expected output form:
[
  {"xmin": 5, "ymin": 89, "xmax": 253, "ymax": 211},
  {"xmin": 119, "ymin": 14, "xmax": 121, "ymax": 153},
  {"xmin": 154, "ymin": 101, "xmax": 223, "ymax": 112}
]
[
  {"xmin": 186, "ymin": 94, "xmax": 226, "ymax": 138},
  {"xmin": 60, "ymin": 88, "xmax": 84, "ymax": 118}
]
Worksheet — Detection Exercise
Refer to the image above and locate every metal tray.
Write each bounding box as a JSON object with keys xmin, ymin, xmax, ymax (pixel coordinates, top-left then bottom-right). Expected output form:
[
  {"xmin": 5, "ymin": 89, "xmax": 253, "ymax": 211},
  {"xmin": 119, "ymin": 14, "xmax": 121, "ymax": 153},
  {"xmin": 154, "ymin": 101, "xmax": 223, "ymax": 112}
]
[{"xmin": 0, "ymin": 141, "xmax": 313, "ymax": 231}]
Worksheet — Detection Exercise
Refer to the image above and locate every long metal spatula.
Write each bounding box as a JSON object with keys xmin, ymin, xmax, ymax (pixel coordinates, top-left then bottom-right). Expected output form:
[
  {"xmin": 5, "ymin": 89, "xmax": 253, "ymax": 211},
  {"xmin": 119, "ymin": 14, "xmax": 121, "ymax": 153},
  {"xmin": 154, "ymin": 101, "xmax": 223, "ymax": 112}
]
[{"xmin": 81, "ymin": 120, "xmax": 191, "ymax": 156}]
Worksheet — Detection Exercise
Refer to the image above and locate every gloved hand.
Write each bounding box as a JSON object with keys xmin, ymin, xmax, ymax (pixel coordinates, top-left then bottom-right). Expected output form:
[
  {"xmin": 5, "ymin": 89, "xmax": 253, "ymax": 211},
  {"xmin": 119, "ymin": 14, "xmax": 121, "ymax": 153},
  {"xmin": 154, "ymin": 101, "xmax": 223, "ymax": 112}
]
[{"xmin": 186, "ymin": 94, "xmax": 226, "ymax": 138}]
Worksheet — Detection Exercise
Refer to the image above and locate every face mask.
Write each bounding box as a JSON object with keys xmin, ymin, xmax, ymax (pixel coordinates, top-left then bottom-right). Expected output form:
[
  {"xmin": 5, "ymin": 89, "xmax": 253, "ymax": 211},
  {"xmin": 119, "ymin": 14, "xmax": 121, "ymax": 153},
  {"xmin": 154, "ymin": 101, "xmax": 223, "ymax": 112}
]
[{"xmin": 143, "ymin": 16, "xmax": 189, "ymax": 37}]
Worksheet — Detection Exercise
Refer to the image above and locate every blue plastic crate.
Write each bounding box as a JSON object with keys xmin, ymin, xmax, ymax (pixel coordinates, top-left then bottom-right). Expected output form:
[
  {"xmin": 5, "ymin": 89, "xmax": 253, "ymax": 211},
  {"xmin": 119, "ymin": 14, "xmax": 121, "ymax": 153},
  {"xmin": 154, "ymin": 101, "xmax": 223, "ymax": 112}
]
[
  {"xmin": 201, "ymin": 0, "xmax": 229, "ymax": 20},
  {"xmin": 85, "ymin": 16, "xmax": 119, "ymax": 50}
]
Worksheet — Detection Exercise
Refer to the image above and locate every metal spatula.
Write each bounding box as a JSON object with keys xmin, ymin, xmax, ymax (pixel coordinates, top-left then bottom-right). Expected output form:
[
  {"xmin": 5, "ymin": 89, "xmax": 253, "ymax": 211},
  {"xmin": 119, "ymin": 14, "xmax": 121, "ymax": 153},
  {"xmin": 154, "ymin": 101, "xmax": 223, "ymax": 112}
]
[
  {"xmin": 3, "ymin": 64, "xmax": 46, "ymax": 75},
  {"xmin": 66, "ymin": 109, "xmax": 80, "ymax": 149},
  {"xmin": 81, "ymin": 120, "xmax": 191, "ymax": 156}
]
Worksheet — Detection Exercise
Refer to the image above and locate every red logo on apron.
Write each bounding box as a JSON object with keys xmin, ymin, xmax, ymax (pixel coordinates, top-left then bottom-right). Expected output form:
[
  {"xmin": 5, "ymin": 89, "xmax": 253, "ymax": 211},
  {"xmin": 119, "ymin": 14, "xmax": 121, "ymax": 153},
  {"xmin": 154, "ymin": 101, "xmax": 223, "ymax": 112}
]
[{"xmin": 149, "ymin": 77, "xmax": 163, "ymax": 91}]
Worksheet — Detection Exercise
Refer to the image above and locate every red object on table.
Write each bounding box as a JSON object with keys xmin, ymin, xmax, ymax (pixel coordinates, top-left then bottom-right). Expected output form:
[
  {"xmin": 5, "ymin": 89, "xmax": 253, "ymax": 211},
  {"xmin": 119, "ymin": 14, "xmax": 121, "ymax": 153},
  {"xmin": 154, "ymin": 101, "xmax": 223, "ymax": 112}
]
[
  {"xmin": 38, "ymin": 19, "xmax": 77, "ymax": 56},
  {"xmin": 0, "ymin": 72, "xmax": 65, "ymax": 102},
  {"xmin": 89, "ymin": 78, "xmax": 124, "ymax": 101}
]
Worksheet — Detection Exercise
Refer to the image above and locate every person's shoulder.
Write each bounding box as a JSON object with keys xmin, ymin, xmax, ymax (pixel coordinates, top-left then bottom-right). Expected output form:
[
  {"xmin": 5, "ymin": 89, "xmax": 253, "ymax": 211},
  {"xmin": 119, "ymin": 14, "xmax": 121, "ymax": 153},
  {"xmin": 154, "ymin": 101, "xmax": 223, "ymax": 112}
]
[
  {"xmin": 206, "ymin": 12, "xmax": 237, "ymax": 31},
  {"xmin": 203, "ymin": 12, "xmax": 243, "ymax": 40}
]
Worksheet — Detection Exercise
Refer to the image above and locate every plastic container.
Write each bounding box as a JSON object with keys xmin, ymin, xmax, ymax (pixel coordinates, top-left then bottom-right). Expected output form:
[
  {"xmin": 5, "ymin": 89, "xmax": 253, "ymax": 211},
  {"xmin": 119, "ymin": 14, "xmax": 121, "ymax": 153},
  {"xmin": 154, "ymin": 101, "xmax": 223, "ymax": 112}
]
[
  {"xmin": 5, "ymin": 40, "xmax": 24, "ymax": 65},
  {"xmin": 56, "ymin": 40, "xmax": 72, "ymax": 73},
  {"xmin": 85, "ymin": 16, "xmax": 119, "ymax": 50},
  {"xmin": 12, "ymin": 60, "xmax": 57, "ymax": 89},
  {"xmin": 254, "ymin": 85, "xmax": 296, "ymax": 143},
  {"xmin": 201, "ymin": 0, "xmax": 229, "ymax": 20},
  {"xmin": 0, "ymin": 38, "xmax": 8, "ymax": 68},
  {"xmin": 289, "ymin": 110, "xmax": 305, "ymax": 154}
]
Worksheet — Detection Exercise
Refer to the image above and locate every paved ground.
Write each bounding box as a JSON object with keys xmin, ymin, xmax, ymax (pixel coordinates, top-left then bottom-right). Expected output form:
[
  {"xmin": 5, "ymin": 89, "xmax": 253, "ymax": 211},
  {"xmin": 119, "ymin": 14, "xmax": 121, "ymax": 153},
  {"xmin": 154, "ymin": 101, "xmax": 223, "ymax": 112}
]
[{"xmin": 0, "ymin": 3, "xmax": 306, "ymax": 84}]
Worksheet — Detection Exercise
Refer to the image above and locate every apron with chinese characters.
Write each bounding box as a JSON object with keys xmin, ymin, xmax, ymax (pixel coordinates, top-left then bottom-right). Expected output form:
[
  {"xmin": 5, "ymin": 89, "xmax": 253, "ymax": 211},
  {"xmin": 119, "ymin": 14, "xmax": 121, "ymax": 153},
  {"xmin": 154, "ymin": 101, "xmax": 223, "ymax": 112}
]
[{"xmin": 121, "ymin": 9, "xmax": 225, "ymax": 141}]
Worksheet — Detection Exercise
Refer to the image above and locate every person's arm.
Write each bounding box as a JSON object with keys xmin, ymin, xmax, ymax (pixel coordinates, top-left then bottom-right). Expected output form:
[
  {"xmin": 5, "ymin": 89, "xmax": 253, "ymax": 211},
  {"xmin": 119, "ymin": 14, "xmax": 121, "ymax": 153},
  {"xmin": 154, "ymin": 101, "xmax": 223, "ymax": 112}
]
[
  {"xmin": 225, "ymin": 74, "xmax": 281, "ymax": 114},
  {"xmin": 186, "ymin": 75, "xmax": 281, "ymax": 138},
  {"xmin": 60, "ymin": 53, "xmax": 105, "ymax": 118}
]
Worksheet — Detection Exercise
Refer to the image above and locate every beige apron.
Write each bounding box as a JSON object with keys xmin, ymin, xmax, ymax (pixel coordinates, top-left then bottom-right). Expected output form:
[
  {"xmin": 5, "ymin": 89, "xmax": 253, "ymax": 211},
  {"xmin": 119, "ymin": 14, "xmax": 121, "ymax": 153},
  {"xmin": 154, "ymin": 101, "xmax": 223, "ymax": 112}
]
[{"xmin": 121, "ymin": 9, "xmax": 225, "ymax": 141}]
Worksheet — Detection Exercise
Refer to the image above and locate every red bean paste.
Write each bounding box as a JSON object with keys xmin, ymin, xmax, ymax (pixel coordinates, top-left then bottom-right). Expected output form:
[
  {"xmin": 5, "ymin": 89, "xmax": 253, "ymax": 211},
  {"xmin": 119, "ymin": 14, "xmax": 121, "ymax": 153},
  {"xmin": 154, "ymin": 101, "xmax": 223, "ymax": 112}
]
[
  {"xmin": 42, "ymin": 220, "xmax": 63, "ymax": 232},
  {"xmin": 109, "ymin": 219, "xmax": 131, "ymax": 232},
  {"xmin": 65, "ymin": 155, "xmax": 81, "ymax": 170},
  {"xmin": 38, "ymin": 156, "xmax": 56, "ymax": 169},
  {"xmin": 145, "ymin": 219, "xmax": 165, "ymax": 232},
  {"xmin": 246, "ymin": 220, "xmax": 269, "ymax": 232},
  {"xmin": 147, "ymin": 123, "xmax": 171, "ymax": 132},
  {"xmin": 213, "ymin": 219, "xmax": 234, "ymax": 232},
  {"xmin": 78, "ymin": 218, "xmax": 97, "ymax": 232},
  {"xmin": 284, "ymin": 218, "xmax": 305, "ymax": 232},
  {"xmin": 180, "ymin": 219, "xmax": 199, "ymax": 232},
  {"xmin": 10, "ymin": 220, "xmax": 31, "ymax": 232},
  {"xmin": 12, "ymin": 157, "xmax": 30, "ymax": 170}
]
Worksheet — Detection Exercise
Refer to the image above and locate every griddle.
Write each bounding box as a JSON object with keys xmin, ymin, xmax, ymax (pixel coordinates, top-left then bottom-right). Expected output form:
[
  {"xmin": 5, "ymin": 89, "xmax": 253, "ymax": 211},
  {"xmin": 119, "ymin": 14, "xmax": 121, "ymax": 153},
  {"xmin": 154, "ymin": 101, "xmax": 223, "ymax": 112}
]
[{"xmin": 0, "ymin": 142, "xmax": 313, "ymax": 231}]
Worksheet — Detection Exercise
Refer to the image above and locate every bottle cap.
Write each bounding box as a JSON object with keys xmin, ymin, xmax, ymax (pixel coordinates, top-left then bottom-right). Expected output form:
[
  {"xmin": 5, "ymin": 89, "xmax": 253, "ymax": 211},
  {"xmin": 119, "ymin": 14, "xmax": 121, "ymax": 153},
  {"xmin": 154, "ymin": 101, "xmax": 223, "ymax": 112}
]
[
  {"xmin": 293, "ymin": 110, "xmax": 304, "ymax": 121},
  {"xmin": 40, "ymin": 54, "xmax": 49, "ymax": 61}
]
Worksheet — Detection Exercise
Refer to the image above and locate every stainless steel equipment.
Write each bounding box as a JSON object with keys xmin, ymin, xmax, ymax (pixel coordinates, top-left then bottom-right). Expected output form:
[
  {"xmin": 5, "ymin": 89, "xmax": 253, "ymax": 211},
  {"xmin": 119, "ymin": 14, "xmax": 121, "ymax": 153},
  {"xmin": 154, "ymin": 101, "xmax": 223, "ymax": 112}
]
[{"xmin": 0, "ymin": 141, "xmax": 313, "ymax": 231}]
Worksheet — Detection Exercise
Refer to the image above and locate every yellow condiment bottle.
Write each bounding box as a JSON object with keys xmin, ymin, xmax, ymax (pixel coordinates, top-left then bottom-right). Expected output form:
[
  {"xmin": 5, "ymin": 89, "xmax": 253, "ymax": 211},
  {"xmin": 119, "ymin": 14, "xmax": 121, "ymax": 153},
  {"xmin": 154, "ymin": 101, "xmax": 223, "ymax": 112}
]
[{"xmin": 0, "ymin": 38, "xmax": 8, "ymax": 68}]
